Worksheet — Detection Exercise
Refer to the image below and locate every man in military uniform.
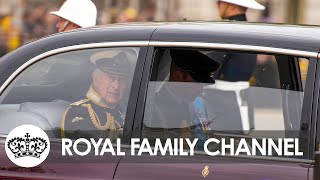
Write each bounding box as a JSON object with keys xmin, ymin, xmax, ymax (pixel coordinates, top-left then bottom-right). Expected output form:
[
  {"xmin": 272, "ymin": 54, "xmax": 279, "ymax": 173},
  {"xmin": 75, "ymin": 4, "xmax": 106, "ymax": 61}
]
[
  {"xmin": 217, "ymin": 0, "xmax": 265, "ymax": 21},
  {"xmin": 51, "ymin": 0, "xmax": 97, "ymax": 32},
  {"xmin": 149, "ymin": 49, "xmax": 220, "ymax": 148},
  {"xmin": 61, "ymin": 50, "xmax": 135, "ymax": 141}
]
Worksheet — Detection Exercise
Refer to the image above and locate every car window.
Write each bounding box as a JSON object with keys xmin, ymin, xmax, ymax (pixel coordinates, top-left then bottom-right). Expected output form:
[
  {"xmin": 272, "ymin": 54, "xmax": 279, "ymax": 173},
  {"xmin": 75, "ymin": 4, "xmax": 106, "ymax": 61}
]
[
  {"xmin": 142, "ymin": 48, "xmax": 310, "ymax": 158},
  {"xmin": 0, "ymin": 47, "xmax": 140, "ymax": 140}
]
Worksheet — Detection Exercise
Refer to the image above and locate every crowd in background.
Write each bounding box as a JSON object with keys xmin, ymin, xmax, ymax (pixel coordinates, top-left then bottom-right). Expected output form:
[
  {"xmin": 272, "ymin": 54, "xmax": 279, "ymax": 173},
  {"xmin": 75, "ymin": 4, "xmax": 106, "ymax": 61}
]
[
  {"xmin": 0, "ymin": 3, "xmax": 59, "ymax": 56},
  {"xmin": 0, "ymin": 1, "xmax": 158, "ymax": 57},
  {"xmin": 0, "ymin": 0, "xmax": 304, "ymax": 58}
]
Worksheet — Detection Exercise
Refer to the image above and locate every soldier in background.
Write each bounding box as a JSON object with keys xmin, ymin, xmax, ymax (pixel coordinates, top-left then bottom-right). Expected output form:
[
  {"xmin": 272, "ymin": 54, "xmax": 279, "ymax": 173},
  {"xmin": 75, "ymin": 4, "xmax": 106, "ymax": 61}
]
[
  {"xmin": 217, "ymin": 0, "xmax": 265, "ymax": 21},
  {"xmin": 50, "ymin": 0, "xmax": 97, "ymax": 32},
  {"xmin": 61, "ymin": 49, "xmax": 136, "ymax": 140},
  {"xmin": 210, "ymin": 0, "xmax": 266, "ymax": 134},
  {"xmin": 214, "ymin": 0, "xmax": 265, "ymax": 81}
]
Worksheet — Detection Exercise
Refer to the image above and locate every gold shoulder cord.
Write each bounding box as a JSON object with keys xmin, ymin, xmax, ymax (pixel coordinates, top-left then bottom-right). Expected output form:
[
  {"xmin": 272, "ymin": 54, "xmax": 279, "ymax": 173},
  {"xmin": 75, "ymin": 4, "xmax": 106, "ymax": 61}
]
[
  {"xmin": 70, "ymin": 99, "xmax": 90, "ymax": 106},
  {"xmin": 107, "ymin": 113, "xmax": 122, "ymax": 129},
  {"xmin": 81, "ymin": 103, "xmax": 121, "ymax": 131},
  {"xmin": 60, "ymin": 107, "xmax": 72, "ymax": 138}
]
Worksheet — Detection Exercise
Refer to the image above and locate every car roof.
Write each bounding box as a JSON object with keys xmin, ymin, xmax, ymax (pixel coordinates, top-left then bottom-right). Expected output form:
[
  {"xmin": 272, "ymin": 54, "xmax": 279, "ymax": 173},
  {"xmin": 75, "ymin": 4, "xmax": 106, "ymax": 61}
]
[
  {"xmin": 1, "ymin": 21, "xmax": 319, "ymax": 85},
  {"xmin": 6, "ymin": 21, "xmax": 320, "ymax": 60},
  {"xmin": 88, "ymin": 21, "xmax": 320, "ymax": 52},
  {"xmin": 156, "ymin": 22, "xmax": 320, "ymax": 52}
]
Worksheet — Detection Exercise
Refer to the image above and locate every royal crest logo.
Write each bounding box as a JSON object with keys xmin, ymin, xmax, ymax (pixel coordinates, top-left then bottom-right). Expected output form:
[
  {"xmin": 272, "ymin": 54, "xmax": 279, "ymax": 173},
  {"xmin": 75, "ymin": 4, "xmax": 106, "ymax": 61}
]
[
  {"xmin": 5, "ymin": 125, "xmax": 50, "ymax": 168},
  {"xmin": 7, "ymin": 133, "xmax": 48, "ymax": 159},
  {"xmin": 202, "ymin": 166, "xmax": 209, "ymax": 177}
]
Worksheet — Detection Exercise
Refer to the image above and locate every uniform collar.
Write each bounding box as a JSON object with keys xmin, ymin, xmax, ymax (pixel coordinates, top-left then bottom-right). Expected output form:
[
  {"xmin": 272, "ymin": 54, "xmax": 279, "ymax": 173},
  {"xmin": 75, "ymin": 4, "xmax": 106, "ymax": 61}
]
[
  {"xmin": 86, "ymin": 86, "xmax": 113, "ymax": 109},
  {"xmin": 227, "ymin": 14, "xmax": 247, "ymax": 21}
]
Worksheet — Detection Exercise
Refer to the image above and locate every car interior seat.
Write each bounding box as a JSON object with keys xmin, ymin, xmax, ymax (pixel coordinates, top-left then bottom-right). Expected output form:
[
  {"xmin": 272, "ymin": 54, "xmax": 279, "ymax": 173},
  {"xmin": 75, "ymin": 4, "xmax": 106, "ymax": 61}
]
[
  {"xmin": 0, "ymin": 111, "xmax": 54, "ymax": 137},
  {"xmin": 19, "ymin": 100, "xmax": 70, "ymax": 137}
]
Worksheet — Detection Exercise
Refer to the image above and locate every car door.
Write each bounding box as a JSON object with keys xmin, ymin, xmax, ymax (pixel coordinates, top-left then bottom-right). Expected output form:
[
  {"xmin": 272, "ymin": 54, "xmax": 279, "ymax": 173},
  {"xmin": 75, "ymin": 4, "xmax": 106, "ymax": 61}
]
[
  {"xmin": 309, "ymin": 55, "xmax": 320, "ymax": 180},
  {"xmin": 0, "ymin": 44, "xmax": 148, "ymax": 179},
  {"xmin": 114, "ymin": 43, "xmax": 315, "ymax": 180}
]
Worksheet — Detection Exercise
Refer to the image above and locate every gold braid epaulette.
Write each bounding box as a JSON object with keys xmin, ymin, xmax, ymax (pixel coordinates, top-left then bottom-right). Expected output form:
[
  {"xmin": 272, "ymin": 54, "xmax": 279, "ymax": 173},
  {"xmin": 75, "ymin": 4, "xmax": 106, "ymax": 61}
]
[
  {"xmin": 81, "ymin": 103, "xmax": 121, "ymax": 131},
  {"xmin": 60, "ymin": 106, "xmax": 72, "ymax": 138},
  {"xmin": 70, "ymin": 99, "xmax": 90, "ymax": 106}
]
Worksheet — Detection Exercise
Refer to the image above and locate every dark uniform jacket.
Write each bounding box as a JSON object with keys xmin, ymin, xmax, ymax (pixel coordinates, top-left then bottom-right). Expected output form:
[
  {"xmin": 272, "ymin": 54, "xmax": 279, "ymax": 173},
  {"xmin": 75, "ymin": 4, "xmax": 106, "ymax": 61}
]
[
  {"xmin": 145, "ymin": 84, "xmax": 209, "ymax": 148},
  {"xmin": 61, "ymin": 86, "xmax": 125, "ymax": 141}
]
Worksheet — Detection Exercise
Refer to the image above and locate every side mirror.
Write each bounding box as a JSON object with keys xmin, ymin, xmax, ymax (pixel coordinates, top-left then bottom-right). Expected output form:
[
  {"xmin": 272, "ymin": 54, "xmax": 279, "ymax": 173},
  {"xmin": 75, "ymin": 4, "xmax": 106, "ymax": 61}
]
[{"xmin": 314, "ymin": 151, "xmax": 320, "ymax": 180}]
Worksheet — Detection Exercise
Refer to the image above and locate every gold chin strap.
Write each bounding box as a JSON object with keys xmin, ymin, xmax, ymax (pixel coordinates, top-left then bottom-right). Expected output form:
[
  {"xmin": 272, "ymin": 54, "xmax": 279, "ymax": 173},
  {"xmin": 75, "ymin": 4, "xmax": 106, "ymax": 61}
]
[{"xmin": 60, "ymin": 21, "xmax": 70, "ymax": 32}]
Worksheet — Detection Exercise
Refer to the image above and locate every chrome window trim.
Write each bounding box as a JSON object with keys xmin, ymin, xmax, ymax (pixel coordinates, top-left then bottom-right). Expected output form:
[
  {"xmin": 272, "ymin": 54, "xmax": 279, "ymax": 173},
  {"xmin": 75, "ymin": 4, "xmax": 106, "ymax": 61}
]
[
  {"xmin": 195, "ymin": 150, "xmax": 313, "ymax": 164},
  {"xmin": 0, "ymin": 133, "xmax": 62, "ymax": 143},
  {"xmin": 149, "ymin": 41, "xmax": 317, "ymax": 58},
  {"xmin": 0, "ymin": 134, "xmax": 6, "ymax": 143},
  {"xmin": 0, "ymin": 41, "xmax": 149, "ymax": 94}
]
